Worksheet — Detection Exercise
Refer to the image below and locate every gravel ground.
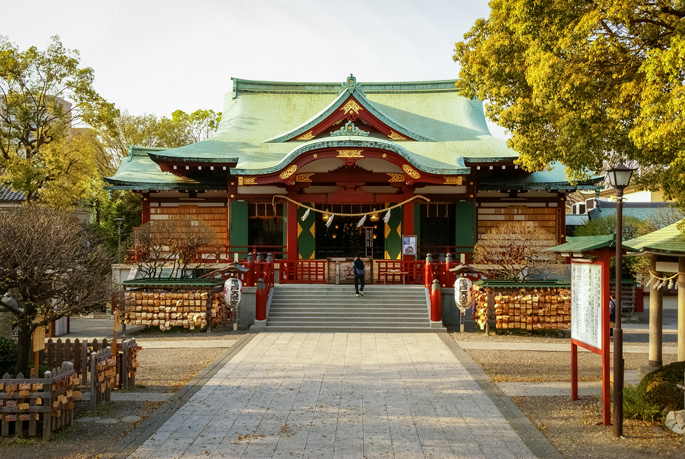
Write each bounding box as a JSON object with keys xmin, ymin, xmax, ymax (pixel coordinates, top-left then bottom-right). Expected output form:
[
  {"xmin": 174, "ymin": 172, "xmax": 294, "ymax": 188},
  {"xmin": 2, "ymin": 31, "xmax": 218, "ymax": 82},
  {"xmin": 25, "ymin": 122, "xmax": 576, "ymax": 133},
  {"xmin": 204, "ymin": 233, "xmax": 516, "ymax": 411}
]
[
  {"xmin": 449, "ymin": 332, "xmax": 684, "ymax": 457},
  {"xmin": 0, "ymin": 346, "xmax": 228, "ymax": 458},
  {"xmin": 465, "ymin": 349, "xmax": 680, "ymax": 382},
  {"xmin": 128, "ymin": 327, "xmax": 247, "ymax": 340},
  {"xmin": 512, "ymin": 396, "xmax": 684, "ymax": 458},
  {"xmin": 0, "ymin": 401, "xmax": 163, "ymax": 459},
  {"xmin": 135, "ymin": 347, "xmax": 225, "ymax": 392}
]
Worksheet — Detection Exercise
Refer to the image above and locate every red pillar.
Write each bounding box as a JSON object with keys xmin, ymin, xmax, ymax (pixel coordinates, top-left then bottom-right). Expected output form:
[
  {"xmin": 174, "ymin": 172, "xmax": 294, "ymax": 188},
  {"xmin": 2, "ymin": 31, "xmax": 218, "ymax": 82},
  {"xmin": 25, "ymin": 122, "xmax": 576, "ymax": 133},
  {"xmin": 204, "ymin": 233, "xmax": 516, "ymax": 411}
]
[
  {"xmin": 287, "ymin": 200, "xmax": 298, "ymax": 261},
  {"xmin": 142, "ymin": 192, "xmax": 150, "ymax": 224},
  {"xmin": 403, "ymin": 195, "xmax": 414, "ymax": 260},
  {"xmin": 430, "ymin": 279, "xmax": 442, "ymax": 322},
  {"xmin": 256, "ymin": 278, "xmax": 266, "ymax": 321}
]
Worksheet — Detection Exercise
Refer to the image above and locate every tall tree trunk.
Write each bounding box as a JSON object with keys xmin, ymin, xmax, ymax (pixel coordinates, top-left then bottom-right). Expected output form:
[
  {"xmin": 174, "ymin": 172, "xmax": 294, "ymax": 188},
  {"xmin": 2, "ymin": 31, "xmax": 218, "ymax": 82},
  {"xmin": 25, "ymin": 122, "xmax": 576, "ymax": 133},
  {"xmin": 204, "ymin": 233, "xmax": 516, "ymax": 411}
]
[{"xmin": 16, "ymin": 321, "xmax": 31, "ymax": 375}]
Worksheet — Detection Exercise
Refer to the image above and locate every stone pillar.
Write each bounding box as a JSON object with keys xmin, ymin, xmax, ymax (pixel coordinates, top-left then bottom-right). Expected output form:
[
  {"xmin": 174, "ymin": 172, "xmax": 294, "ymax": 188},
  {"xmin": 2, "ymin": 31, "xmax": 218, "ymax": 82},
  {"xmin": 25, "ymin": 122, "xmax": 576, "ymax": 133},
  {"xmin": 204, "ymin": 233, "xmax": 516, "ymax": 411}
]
[
  {"xmin": 679, "ymin": 257, "xmax": 685, "ymax": 362},
  {"xmin": 649, "ymin": 255, "xmax": 663, "ymax": 367}
]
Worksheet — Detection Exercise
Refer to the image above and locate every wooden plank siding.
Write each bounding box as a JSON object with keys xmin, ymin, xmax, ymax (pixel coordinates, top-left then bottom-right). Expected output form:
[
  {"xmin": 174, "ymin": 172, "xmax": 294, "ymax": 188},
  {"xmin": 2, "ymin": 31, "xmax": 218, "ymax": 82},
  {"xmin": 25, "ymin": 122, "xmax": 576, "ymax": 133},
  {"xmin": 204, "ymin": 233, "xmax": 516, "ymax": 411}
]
[
  {"xmin": 149, "ymin": 203, "xmax": 228, "ymax": 246},
  {"xmin": 476, "ymin": 202, "xmax": 561, "ymax": 242}
]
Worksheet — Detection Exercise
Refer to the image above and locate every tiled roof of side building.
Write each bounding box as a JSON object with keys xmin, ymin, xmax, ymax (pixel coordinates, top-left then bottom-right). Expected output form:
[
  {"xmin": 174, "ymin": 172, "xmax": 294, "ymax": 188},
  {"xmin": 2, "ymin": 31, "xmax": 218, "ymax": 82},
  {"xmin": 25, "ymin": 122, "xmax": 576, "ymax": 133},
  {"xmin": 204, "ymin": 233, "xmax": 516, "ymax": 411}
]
[
  {"xmin": 588, "ymin": 200, "xmax": 676, "ymax": 221},
  {"xmin": 0, "ymin": 186, "xmax": 26, "ymax": 202}
]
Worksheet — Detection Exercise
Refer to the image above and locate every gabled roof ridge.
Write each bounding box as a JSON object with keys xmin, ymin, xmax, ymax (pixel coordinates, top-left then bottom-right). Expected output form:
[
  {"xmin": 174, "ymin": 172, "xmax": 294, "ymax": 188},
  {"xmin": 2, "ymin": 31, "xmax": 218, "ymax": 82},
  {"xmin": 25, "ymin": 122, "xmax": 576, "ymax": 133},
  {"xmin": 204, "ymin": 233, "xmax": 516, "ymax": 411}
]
[
  {"xmin": 264, "ymin": 87, "xmax": 436, "ymax": 143},
  {"xmin": 232, "ymin": 77, "xmax": 459, "ymax": 96}
]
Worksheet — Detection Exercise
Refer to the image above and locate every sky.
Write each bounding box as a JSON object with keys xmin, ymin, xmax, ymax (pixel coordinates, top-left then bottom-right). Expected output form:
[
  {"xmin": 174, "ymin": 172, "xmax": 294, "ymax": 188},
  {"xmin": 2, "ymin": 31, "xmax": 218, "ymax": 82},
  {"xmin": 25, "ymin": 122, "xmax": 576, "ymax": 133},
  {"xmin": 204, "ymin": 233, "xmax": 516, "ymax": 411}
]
[{"xmin": 3, "ymin": 0, "xmax": 508, "ymax": 139}]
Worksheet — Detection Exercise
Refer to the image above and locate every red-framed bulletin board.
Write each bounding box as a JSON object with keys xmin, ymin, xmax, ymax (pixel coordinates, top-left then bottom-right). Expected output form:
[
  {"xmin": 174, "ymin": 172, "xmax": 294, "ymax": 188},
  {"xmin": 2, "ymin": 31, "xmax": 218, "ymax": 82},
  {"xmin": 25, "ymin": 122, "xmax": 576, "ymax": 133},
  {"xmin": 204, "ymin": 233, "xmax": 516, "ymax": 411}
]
[{"xmin": 570, "ymin": 251, "xmax": 611, "ymax": 426}]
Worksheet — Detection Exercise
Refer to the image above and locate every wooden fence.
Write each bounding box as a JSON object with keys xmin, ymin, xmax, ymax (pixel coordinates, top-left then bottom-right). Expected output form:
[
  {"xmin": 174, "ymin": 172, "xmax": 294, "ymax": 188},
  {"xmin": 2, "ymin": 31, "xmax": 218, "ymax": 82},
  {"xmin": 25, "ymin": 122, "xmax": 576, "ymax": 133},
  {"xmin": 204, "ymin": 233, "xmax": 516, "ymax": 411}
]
[
  {"xmin": 35, "ymin": 338, "xmax": 140, "ymax": 389},
  {"xmin": 0, "ymin": 362, "xmax": 81, "ymax": 440},
  {"xmin": 120, "ymin": 339, "xmax": 141, "ymax": 390},
  {"xmin": 90, "ymin": 348, "xmax": 114, "ymax": 410}
]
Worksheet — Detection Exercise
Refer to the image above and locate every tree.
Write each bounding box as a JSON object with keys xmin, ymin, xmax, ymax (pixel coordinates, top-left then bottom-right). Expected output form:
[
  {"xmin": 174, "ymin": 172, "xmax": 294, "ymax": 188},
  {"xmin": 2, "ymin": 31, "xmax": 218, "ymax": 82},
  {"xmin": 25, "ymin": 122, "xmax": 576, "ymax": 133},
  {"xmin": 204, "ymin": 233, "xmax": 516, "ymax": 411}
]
[
  {"xmin": 473, "ymin": 221, "xmax": 563, "ymax": 281},
  {"xmin": 0, "ymin": 36, "xmax": 118, "ymax": 201},
  {"xmin": 0, "ymin": 206, "xmax": 113, "ymax": 374},
  {"xmin": 453, "ymin": 1, "xmax": 685, "ymax": 205},
  {"xmin": 133, "ymin": 219, "xmax": 217, "ymax": 280},
  {"xmin": 96, "ymin": 108, "xmax": 221, "ymax": 167}
]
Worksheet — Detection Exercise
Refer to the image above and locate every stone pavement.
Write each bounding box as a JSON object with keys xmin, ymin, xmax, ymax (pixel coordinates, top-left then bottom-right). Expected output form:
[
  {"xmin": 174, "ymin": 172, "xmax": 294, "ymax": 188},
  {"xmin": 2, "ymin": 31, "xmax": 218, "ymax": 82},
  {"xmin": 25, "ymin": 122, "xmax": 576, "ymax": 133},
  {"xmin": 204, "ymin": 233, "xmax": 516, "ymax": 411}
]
[
  {"xmin": 125, "ymin": 333, "xmax": 547, "ymax": 459},
  {"xmin": 457, "ymin": 341, "xmax": 679, "ymax": 354}
]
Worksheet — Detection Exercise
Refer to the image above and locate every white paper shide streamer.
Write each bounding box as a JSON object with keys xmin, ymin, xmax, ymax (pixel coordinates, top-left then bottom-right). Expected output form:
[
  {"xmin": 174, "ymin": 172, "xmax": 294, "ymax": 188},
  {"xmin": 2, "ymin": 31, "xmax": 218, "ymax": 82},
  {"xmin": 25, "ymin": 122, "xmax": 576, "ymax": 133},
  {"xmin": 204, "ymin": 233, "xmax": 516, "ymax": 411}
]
[
  {"xmin": 325, "ymin": 214, "xmax": 335, "ymax": 228},
  {"xmin": 301, "ymin": 208, "xmax": 310, "ymax": 221},
  {"xmin": 357, "ymin": 215, "xmax": 366, "ymax": 227},
  {"xmin": 383, "ymin": 209, "xmax": 391, "ymax": 224}
]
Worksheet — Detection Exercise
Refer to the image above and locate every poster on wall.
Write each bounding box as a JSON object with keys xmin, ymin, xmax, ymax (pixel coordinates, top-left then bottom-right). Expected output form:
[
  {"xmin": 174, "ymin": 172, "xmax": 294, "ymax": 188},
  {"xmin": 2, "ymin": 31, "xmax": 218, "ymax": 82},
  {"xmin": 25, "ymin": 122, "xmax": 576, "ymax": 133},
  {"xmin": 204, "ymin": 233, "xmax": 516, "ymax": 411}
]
[
  {"xmin": 571, "ymin": 261, "xmax": 603, "ymax": 349},
  {"xmin": 402, "ymin": 235, "xmax": 417, "ymax": 256}
]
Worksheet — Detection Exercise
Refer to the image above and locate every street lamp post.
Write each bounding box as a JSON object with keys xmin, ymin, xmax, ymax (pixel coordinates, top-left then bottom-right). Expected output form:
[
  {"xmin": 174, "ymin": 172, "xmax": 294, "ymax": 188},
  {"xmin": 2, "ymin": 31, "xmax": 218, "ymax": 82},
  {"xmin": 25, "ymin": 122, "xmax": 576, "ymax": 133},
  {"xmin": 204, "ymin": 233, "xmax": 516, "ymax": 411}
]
[
  {"xmin": 606, "ymin": 163, "xmax": 635, "ymax": 438},
  {"xmin": 114, "ymin": 218, "xmax": 125, "ymax": 264}
]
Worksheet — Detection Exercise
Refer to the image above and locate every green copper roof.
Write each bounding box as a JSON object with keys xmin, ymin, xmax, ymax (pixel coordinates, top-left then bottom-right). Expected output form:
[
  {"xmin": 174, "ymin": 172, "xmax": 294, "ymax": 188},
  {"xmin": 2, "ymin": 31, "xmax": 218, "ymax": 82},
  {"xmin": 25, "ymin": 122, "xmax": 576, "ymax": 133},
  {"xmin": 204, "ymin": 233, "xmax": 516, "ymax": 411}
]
[
  {"xmin": 624, "ymin": 219, "xmax": 685, "ymax": 255},
  {"xmin": 474, "ymin": 279, "xmax": 570, "ymax": 288},
  {"xmin": 479, "ymin": 163, "xmax": 603, "ymax": 191},
  {"xmin": 107, "ymin": 76, "xmax": 519, "ymax": 186},
  {"xmin": 547, "ymin": 235, "xmax": 616, "ymax": 253}
]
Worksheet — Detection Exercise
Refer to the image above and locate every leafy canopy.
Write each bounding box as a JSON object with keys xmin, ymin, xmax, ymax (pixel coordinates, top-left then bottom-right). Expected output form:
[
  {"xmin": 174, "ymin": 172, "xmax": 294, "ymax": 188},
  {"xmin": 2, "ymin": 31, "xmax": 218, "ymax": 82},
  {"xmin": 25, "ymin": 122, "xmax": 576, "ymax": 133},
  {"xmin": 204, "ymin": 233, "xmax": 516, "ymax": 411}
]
[
  {"xmin": 0, "ymin": 36, "xmax": 118, "ymax": 201},
  {"xmin": 454, "ymin": 1, "xmax": 685, "ymax": 204}
]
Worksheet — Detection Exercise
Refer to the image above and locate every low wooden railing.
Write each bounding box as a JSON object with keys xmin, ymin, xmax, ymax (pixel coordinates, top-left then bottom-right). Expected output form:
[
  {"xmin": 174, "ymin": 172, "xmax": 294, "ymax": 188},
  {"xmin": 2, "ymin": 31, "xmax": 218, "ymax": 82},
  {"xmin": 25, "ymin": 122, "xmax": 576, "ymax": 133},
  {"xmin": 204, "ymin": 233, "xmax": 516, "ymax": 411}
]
[
  {"xmin": 375, "ymin": 260, "xmax": 425, "ymax": 285},
  {"xmin": 279, "ymin": 260, "xmax": 327, "ymax": 284}
]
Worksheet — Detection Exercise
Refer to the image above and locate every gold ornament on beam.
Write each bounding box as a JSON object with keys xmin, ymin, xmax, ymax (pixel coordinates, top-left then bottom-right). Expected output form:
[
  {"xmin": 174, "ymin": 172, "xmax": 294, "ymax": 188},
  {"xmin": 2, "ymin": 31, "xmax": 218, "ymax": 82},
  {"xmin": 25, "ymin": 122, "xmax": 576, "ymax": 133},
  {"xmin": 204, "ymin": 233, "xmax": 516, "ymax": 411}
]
[
  {"xmin": 238, "ymin": 177, "xmax": 257, "ymax": 185},
  {"xmin": 388, "ymin": 131, "xmax": 407, "ymax": 140},
  {"xmin": 443, "ymin": 176, "xmax": 463, "ymax": 185},
  {"xmin": 336, "ymin": 150, "xmax": 364, "ymax": 158},
  {"xmin": 296, "ymin": 131, "xmax": 315, "ymax": 140},
  {"xmin": 402, "ymin": 164, "xmax": 421, "ymax": 179},
  {"xmin": 387, "ymin": 173, "xmax": 405, "ymax": 183},
  {"xmin": 279, "ymin": 165, "xmax": 298, "ymax": 179},
  {"xmin": 341, "ymin": 100, "xmax": 362, "ymax": 116},
  {"xmin": 295, "ymin": 173, "xmax": 314, "ymax": 183}
]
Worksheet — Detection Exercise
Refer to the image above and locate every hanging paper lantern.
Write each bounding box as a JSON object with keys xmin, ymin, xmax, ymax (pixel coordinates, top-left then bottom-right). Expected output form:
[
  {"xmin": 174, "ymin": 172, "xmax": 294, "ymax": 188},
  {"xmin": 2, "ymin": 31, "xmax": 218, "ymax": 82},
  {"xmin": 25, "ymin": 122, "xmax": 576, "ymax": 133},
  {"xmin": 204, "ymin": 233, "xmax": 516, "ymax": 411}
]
[
  {"xmin": 301, "ymin": 208, "xmax": 310, "ymax": 221},
  {"xmin": 454, "ymin": 277, "xmax": 473, "ymax": 311},
  {"xmin": 357, "ymin": 215, "xmax": 367, "ymax": 227},
  {"xmin": 223, "ymin": 277, "xmax": 242, "ymax": 308}
]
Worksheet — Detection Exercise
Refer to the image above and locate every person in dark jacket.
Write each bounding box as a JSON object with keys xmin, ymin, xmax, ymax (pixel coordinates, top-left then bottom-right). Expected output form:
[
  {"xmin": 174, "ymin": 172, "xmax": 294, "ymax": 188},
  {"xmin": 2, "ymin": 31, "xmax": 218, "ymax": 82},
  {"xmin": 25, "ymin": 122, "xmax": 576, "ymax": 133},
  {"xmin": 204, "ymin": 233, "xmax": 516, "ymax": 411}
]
[
  {"xmin": 609, "ymin": 294, "xmax": 616, "ymax": 338},
  {"xmin": 353, "ymin": 253, "xmax": 365, "ymax": 297}
]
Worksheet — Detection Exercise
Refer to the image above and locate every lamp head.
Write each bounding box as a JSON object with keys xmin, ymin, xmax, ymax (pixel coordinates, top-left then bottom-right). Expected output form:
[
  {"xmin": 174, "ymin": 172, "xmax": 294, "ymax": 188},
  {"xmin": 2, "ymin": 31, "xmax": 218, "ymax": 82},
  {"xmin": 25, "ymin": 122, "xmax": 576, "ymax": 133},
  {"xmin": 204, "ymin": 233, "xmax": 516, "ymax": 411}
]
[
  {"xmin": 605, "ymin": 163, "xmax": 635, "ymax": 190},
  {"xmin": 114, "ymin": 217, "xmax": 124, "ymax": 226}
]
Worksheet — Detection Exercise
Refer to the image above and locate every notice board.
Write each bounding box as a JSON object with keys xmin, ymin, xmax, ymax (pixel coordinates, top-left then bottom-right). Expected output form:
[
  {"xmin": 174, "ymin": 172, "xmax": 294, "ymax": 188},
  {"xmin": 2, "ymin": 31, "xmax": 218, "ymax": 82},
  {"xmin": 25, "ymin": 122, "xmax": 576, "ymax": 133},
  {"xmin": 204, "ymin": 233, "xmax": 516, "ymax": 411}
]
[{"xmin": 571, "ymin": 262, "xmax": 603, "ymax": 349}]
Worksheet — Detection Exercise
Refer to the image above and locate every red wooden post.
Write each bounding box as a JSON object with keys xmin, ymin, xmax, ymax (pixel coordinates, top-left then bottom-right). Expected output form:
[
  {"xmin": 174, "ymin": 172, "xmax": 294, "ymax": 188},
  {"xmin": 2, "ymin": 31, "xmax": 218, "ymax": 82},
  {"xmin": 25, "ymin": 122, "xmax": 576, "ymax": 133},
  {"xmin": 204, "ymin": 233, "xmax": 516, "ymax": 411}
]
[
  {"xmin": 403, "ymin": 197, "xmax": 414, "ymax": 261},
  {"xmin": 287, "ymin": 200, "xmax": 298, "ymax": 261},
  {"xmin": 256, "ymin": 278, "xmax": 266, "ymax": 321},
  {"xmin": 601, "ymin": 249, "xmax": 611, "ymax": 426},
  {"xmin": 247, "ymin": 252, "xmax": 254, "ymax": 287},
  {"xmin": 430, "ymin": 279, "xmax": 442, "ymax": 322},
  {"xmin": 571, "ymin": 343, "xmax": 578, "ymax": 400},
  {"xmin": 425, "ymin": 254, "xmax": 433, "ymax": 289}
]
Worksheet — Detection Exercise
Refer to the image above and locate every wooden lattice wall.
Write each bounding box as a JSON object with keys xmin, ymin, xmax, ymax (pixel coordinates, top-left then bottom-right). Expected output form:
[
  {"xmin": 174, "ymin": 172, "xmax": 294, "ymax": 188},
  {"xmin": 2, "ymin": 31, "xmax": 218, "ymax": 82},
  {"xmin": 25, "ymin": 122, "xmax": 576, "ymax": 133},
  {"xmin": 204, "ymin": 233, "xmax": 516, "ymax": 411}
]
[
  {"xmin": 149, "ymin": 204, "xmax": 227, "ymax": 246},
  {"xmin": 477, "ymin": 203, "xmax": 561, "ymax": 241}
]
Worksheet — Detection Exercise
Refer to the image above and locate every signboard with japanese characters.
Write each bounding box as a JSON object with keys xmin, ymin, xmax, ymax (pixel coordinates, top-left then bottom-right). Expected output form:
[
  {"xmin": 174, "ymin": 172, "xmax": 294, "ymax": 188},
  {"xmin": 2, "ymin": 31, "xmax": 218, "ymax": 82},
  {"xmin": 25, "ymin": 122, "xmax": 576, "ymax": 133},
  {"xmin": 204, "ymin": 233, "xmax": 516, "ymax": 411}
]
[
  {"xmin": 454, "ymin": 277, "xmax": 473, "ymax": 312},
  {"xmin": 571, "ymin": 261, "xmax": 603, "ymax": 350}
]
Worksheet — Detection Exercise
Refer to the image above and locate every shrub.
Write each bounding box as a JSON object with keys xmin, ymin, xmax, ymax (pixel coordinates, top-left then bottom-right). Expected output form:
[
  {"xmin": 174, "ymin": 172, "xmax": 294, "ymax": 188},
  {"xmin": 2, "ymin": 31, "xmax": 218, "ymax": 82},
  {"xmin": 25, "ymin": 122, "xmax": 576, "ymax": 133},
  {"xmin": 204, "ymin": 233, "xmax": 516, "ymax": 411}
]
[
  {"xmin": 640, "ymin": 361, "xmax": 685, "ymax": 413},
  {"xmin": 0, "ymin": 336, "xmax": 17, "ymax": 375},
  {"xmin": 623, "ymin": 384, "xmax": 662, "ymax": 421}
]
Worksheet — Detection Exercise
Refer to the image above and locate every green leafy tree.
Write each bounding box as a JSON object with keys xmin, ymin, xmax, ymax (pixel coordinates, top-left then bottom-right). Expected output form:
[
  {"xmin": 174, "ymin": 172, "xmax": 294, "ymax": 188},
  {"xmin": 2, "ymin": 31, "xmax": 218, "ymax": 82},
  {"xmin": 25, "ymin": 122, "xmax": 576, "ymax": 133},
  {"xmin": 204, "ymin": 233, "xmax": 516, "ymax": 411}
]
[
  {"xmin": 453, "ymin": 1, "xmax": 685, "ymax": 204},
  {"xmin": 0, "ymin": 35, "xmax": 118, "ymax": 201}
]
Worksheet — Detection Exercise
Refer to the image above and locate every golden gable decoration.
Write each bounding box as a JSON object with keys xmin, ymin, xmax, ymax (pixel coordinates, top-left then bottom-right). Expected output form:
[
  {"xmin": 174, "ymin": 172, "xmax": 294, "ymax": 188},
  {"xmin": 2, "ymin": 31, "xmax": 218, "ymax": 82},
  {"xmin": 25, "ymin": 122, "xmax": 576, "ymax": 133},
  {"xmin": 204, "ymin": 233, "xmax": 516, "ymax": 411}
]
[
  {"xmin": 341, "ymin": 100, "xmax": 362, "ymax": 116},
  {"xmin": 388, "ymin": 131, "xmax": 407, "ymax": 140},
  {"xmin": 279, "ymin": 165, "xmax": 298, "ymax": 179},
  {"xmin": 296, "ymin": 131, "xmax": 315, "ymax": 140},
  {"xmin": 387, "ymin": 173, "xmax": 405, "ymax": 183},
  {"xmin": 402, "ymin": 164, "xmax": 421, "ymax": 179}
]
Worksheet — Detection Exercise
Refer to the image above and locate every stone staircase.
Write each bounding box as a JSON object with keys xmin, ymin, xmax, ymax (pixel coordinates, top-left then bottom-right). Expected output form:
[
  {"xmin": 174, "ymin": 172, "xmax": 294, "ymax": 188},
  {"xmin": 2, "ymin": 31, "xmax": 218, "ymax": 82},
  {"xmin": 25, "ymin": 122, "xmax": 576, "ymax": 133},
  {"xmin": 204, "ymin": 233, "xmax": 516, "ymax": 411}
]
[{"xmin": 265, "ymin": 284, "xmax": 443, "ymax": 332}]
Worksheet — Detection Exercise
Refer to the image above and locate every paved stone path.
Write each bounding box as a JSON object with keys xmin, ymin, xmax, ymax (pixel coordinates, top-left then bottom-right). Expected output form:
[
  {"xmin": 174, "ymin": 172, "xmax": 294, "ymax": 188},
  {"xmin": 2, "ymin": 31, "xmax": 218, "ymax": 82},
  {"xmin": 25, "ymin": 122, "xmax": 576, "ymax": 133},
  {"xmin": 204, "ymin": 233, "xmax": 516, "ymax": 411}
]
[
  {"xmin": 128, "ymin": 333, "xmax": 536, "ymax": 459},
  {"xmin": 457, "ymin": 341, "xmax": 679, "ymax": 354}
]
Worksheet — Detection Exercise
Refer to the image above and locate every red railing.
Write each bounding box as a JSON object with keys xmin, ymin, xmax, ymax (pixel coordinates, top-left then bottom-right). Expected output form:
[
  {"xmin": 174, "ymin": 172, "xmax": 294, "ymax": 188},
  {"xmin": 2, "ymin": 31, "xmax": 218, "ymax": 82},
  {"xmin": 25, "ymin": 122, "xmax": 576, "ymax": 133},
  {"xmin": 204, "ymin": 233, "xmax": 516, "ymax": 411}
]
[
  {"xmin": 280, "ymin": 260, "xmax": 327, "ymax": 284},
  {"xmin": 375, "ymin": 260, "xmax": 425, "ymax": 285},
  {"xmin": 192, "ymin": 245, "xmax": 286, "ymax": 263}
]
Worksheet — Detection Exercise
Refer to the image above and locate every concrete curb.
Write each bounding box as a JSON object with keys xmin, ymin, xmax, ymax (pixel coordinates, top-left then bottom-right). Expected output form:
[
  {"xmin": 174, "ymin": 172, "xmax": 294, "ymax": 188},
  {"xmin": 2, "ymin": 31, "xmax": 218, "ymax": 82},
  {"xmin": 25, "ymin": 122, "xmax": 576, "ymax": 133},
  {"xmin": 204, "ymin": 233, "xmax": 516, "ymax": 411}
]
[
  {"xmin": 100, "ymin": 332, "xmax": 258, "ymax": 459},
  {"xmin": 438, "ymin": 334, "xmax": 563, "ymax": 459}
]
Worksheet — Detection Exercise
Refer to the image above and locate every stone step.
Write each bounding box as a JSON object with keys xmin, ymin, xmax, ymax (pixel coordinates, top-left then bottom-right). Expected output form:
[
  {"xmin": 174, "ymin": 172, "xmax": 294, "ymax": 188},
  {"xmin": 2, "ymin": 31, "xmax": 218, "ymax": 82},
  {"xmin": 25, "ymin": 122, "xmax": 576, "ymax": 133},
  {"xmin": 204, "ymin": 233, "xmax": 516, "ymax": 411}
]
[
  {"xmin": 268, "ymin": 310, "xmax": 428, "ymax": 317},
  {"xmin": 268, "ymin": 318, "xmax": 429, "ymax": 325},
  {"xmin": 271, "ymin": 292, "xmax": 427, "ymax": 298},
  {"xmin": 270, "ymin": 302, "xmax": 427, "ymax": 308},
  {"xmin": 264, "ymin": 325, "xmax": 444, "ymax": 333}
]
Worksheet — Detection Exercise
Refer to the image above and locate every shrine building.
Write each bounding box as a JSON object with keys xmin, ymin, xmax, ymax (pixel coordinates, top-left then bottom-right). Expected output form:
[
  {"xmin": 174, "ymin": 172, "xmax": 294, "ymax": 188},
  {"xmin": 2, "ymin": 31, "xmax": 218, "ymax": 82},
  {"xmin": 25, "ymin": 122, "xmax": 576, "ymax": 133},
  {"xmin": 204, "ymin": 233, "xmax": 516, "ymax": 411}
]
[{"xmin": 105, "ymin": 74, "xmax": 601, "ymax": 278}]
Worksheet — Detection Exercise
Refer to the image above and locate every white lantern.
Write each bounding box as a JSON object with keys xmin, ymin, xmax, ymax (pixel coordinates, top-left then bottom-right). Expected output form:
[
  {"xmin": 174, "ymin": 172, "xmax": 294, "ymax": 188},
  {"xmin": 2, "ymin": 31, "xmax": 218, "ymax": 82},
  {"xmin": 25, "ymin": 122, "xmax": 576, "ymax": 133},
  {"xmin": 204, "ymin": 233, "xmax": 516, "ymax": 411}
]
[
  {"xmin": 454, "ymin": 277, "xmax": 473, "ymax": 312},
  {"xmin": 224, "ymin": 277, "xmax": 242, "ymax": 307}
]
